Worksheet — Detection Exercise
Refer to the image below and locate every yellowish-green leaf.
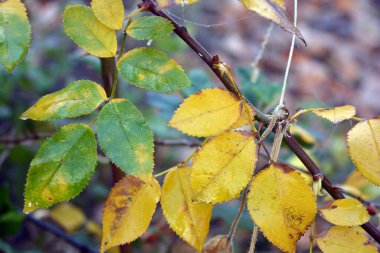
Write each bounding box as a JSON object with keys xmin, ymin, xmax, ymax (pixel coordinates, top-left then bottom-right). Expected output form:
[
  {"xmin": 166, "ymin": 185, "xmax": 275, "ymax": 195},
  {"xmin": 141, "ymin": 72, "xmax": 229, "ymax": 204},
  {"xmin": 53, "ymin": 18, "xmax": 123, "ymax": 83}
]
[
  {"xmin": 202, "ymin": 235, "xmax": 233, "ymax": 253},
  {"xmin": 0, "ymin": 0, "xmax": 31, "ymax": 72},
  {"xmin": 247, "ymin": 162, "xmax": 317, "ymax": 253},
  {"xmin": 21, "ymin": 80, "xmax": 107, "ymax": 121},
  {"xmin": 319, "ymin": 199, "xmax": 370, "ymax": 226},
  {"xmin": 229, "ymin": 104, "xmax": 255, "ymax": 130},
  {"xmin": 347, "ymin": 118, "xmax": 380, "ymax": 185},
  {"xmin": 157, "ymin": 0, "xmax": 200, "ymax": 8},
  {"xmin": 118, "ymin": 47, "xmax": 191, "ymax": 92},
  {"xmin": 50, "ymin": 203, "xmax": 86, "ymax": 233},
  {"xmin": 91, "ymin": 0, "xmax": 124, "ymax": 30},
  {"xmin": 96, "ymin": 99, "xmax": 154, "ymax": 179},
  {"xmin": 127, "ymin": 16, "xmax": 174, "ymax": 41},
  {"xmin": 101, "ymin": 176, "xmax": 160, "ymax": 253},
  {"xmin": 316, "ymin": 226, "xmax": 378, "ymax": 253},
  {"xmin": 169, "ymin": 88, "xmax": 242, "ymax": 137},
  {"xmin": 63, "ymin": 5, "xmax": 117, "ymax": 57},
  {"xmin": 240, "ymin": 0, "xmax": 305, "ymax": 44},
  {"xmin": 24, "ymin": 124, "xmax": 97, "ymax": 213},
  {"xmin": 311, "ymin": 105, "xmax": 356, "ymax": 123},
  {"xmin": 191, "ymin": 131, "xmax": 257, "ymax": 204},
  {"xmin": 162, "ymin": 167, "xmax": 212, "ymax": 251}
]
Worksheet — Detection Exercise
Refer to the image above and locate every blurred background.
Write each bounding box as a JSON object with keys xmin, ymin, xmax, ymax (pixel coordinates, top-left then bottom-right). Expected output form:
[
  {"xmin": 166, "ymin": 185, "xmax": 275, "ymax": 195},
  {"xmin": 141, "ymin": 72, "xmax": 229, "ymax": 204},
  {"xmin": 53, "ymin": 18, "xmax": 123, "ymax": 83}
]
[{"xmin": 1, "ymin": 0, "xmax": 380, "ymax": 252}]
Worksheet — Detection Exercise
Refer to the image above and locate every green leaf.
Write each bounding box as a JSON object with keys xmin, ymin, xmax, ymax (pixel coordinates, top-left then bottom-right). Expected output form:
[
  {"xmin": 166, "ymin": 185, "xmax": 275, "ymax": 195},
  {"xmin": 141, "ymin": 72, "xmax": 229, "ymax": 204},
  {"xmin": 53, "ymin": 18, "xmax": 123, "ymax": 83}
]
[
  {"xmin": 118, "ymin": 47, "xmax": 191, "ymax": 92},
  {"xmin": 91, "ymin": 0, "xmax": 124, "ymax": 30},
  {"xmin": 126, "ymin": 16, "xmax": 174, "ymax": 41},
  {"xmin": 24, "ymin": 124, "xmax": 97, "ymax": 213},
  {"xmin": 96, "ymin": 99, "xmax": 154, "ymax": 178},
  {"xmin": 0, "ymin": 0, "xmax": 31, "ymax": 72},
  {"xmin": 21, "ymin": 80, "xmax": 107, "ymax": 121},
  {"xmin": 63, "ymin": 5, "xmax": 117, "ymax": 58}
]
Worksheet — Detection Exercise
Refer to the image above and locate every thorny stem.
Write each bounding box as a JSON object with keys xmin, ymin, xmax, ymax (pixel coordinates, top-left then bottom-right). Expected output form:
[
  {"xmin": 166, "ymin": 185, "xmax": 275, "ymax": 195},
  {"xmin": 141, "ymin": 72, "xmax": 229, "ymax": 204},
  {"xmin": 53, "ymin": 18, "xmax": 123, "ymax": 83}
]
[
  {"xmin": 248, "ymin": 225, "xmax": 259, "ymax": 253},
  {"xmin": 141, "ymin": 0, "xmax": 380, "ymax": 245}
]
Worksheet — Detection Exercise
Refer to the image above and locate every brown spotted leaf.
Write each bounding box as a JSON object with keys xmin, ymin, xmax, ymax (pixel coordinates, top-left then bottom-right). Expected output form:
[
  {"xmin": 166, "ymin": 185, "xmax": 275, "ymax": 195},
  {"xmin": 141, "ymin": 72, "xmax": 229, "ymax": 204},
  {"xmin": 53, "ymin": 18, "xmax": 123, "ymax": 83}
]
[{"xmin": 101, "ymin": 176, "xmax": 161, "ymax": 252}]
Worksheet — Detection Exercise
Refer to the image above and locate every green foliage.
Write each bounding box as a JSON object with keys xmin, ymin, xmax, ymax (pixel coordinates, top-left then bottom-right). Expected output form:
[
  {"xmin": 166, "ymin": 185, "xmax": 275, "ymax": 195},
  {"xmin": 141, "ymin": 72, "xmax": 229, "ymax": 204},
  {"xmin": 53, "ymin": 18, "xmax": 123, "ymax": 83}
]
[
  {"xmin": 21, "ymin": 80, "xmax": 107, "ymax": 121},
  {"xmin": 126, "ymin": 16, "xmax": 174, "ymax": 40},
  {"xmin": 0, "ymin": 187, "xmax": 24, "ymax": 236},
  {"xmin": 117, "ymin": 47, "xmax": 191, "ymax": 92},
  {"xmin": 63, "ymin": 5, "xmax": 117, "ymax": 58},
  {"xmin": 0, "ymin": 0, "xmax": 31, "ymax": 73},
  {"xmin": 1, "ymin": 1, "xmax": 380, "ymax": 252},
  {"xmin": 24, "ymin": 124, "xmax": 97, "ymax": 213},
  {"xmin": 96, "ymin": 99, "xmax": 154, "ymax": 178}
]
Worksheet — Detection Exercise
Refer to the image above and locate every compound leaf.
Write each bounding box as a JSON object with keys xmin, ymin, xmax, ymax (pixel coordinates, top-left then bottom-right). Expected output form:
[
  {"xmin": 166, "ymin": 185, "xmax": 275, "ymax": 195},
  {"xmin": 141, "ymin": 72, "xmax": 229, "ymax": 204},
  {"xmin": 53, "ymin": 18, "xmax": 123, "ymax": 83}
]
[
  {"xmin": 91, "ymin": 0, "xmax": 124, "ymax": 30},
  {"xmin": 21, "ymin": 80, "xmax": 107, "ymax": 121},
  {"xmin": 117, "ymin": 47, "xmax": 191, "ymax": 92},
  {"xmin": 0, "ymin": 0, "xmax": 31, "ymax": 72},
  {"xmin": 96, "ymin": 99, "xmax": 154, "ymax": 179},
  {"xmin": 24, "ymin": 124, "xmax": 97, "ymax": 213},
  {"xmin": 240, "ymin": 0, "xmax": 305, "ymax": 44},
  {"xmin": 63, "ymin": 5, "xmax": 117, "ymax": 57},
  {"xmin": 127, "ymin": 16, "xmax": 174, "ymax": 41},
  {"xmin": 191, "ymin": 131, "xmax": 257, "ymax": 204},
  {"xmin": 311, "ymin": 105, "xmax": 356, "ymax": 124},
  {"xmin": 347, "ymin": 118, "xmax": 380, "ymax": 186},
  {"xmin": 316, "ymin": 226, "xmax": 378, "ymax": 253},
  {"xmin": 247, "ymin": 162, "xmax": 317, "ymax": 253},
  {"xmin": 162, "ymin": 167, "xmax": 212, "ymax": 251},
  {"xmin": 319, "ymin": 199, "xmax": 370, "ymax": 226},
  {"xmin": 101, "ymin": 176, "xmax": 160, "ymax": 252},
  {"xmin": 169, "ymin": 88, "xmax": 242, "ymax": 137}
]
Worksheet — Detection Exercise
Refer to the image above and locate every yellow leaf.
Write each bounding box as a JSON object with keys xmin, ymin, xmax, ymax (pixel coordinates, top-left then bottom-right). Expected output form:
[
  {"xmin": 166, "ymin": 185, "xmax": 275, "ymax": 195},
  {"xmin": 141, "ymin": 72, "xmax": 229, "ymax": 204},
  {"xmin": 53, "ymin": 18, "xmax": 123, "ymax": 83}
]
[
  {"xmin": 202, "ymin": 235, "xmax": 233, "ymax": 253},
  {"xmin": 101, "ymin": 176, "xmax": 161, "ymax": 252},
  {"xmin": 316, "ymin": 226, "xmax": 378, "ymax": 253},
  {"xmin": 240, "ymin": 0, "xmax": 305, "ymax": 43},
  {"xmin": 91, "ymin": 0, "xmax": 124, "ymax": 30},
  {"xmin": 50, "ymin": 203, "xmax": 86, "ymax": 233},
  {"xmin": 347, "ymin": 118, "xmax": 380, "ymax": 185},
  {"xmin": 161, "ymin": 167, "xmax": 212, "ymax": 251},
  {"xmin": 289, "ymin": 125, "xmax": 316, "ymax": 147},
  {"xmin": 169, "ymin": 88, "xmax": 242, "ymax": 137},
  {"xmin": 229, "ymin": 104, "xmax": 256, "ymax": 129},
  {"xmin": 191, "ymin": 131, "xmax": 257, "ymax": 204},
  {"xmin": 86, "ymin": 221, "xmax": 102, "ymax": 238},
  {"xmin": 319, "ymin": 199, "xmax": 370, "ymax": 226},
  {"xmin": 343, "ymin": 171, "xmax": 380, "ymax": 200},
  {"xmin": 247, "ymin": 162, "xmax": 317, "ymax": 253},
  {"xmin": 311, "ymin": 105, "xmax": 356, "ymax": 123}
]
